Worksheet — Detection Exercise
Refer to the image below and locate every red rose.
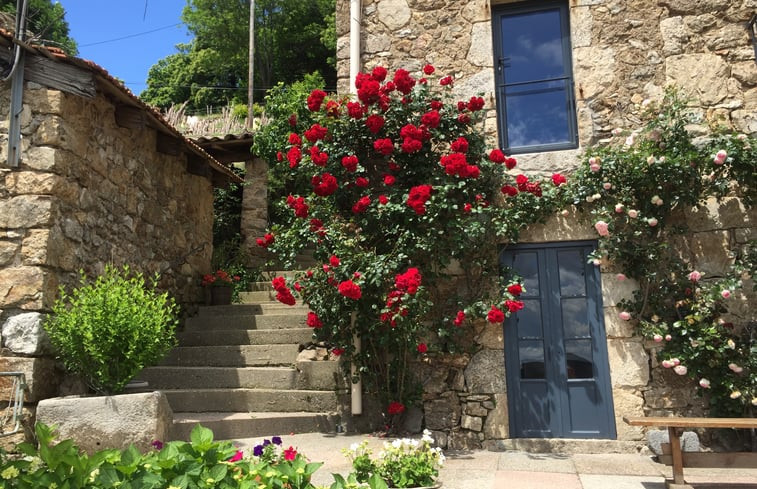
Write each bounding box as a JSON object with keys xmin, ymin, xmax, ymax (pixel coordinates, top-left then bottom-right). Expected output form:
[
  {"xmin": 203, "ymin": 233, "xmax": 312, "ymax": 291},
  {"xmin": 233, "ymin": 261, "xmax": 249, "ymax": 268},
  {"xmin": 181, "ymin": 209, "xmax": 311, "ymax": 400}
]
[
  {"xmin": 430, "ymin": 100, "xmax": 443, "ymax": 110},
  {"xmin": 256, "ymin": 233, "xmax": 275, "ymax": 248},
  {"xmin": 453, "ymin": 310, "xmax": 465, "ymax": 326},
  {"xmin": 307, "ymin": 89, "xmax": 326, "ymax": 112},
  {"xmin": 357, "ymin": 78, "xmax": 381, "ymax": 105},
  {"xmin": 332, "ymin": 347, "xmax": 344, "ymax": 356},
  {"xmin": 388, "ymin": 161, "xmax": 400, "ymax": 172},
  {"xmin": 309, "ymin": 218, "xmax": 325, "ymax": 235},
  {"xmin": 507, "ymin": 284, "xmax": 523, "ymax": 296},
  {"xmin": 288, "ymin": 114, "xmax": 297, "ymax": 127},
  {"xmin": 306, "ymin": 312, "xmax": 323, "ymax": 328},
  {"xmin": 309, "ymin": 146, "xmax": 329, "ymax": 167},
  {"xmin": 423, "ymin": 64, "xmax": 435, "ymax": 75},
  {"xmin": 401, "ymin": 137, "xmax": 423, "ymax": 153},
  {"xmin": 276, "ymin": 289, "xmax": 296, "ymax": 306},
  {"xmin": 487, "ymin": 305, "xmax": 505, "ymax": 323},
  {"xmin": 311, "ymin": 172, "xmax": 338, "ymax": 196},
  {"xmin": 387, "ymin": 401, "xmax": 405, "ymax": 415},
  {"xmin": 352, "ymin": 195, "xmax": 371, "ymax": 214},
  {"xmin": 286, "ymin": 195, "xmax": 309, "ymax": 218},
  {"xmin": 421, "ymin": 110, "xmax": 441, "ymax": 128},
  {"xmin": 395, "ymin": 267, "xmax": 422, "ymax": 295},
  {"xmin": 417, "ymin": 343, "xmax": 428, "ymax": 353},
  {"xmin": 288, "ymin": 133, "xmax": 302, "ymax": 145},
  {"xmin": 325, "ymin": 100, "xmax": 340, "ymax": 117},
  {"xmin": 355, "ymin": 177, "xmax": 369, "ymax": 187},
  {"xmin": 551, "ymin": 173, "xmax": 567, "ymax": 186},
  {"xmin": 329, "ymin": 255, "xmax": 340, "ymax": 267},
  {"xmin": 341, "ymin": 155, "xmax": 359, "ymax": 172},
  {"xmin": 347, "ymin": 101, "xmax": 364, "ymax": 119},
  {"xmin": 276, "ymin": 151, "xmax": 283, "ymax": 162},
  {"xmin": 407, "ymin": 184, "xmax": 433, "ymax": 215},
  {"xmin": 378, "ymin": 194, "xmax": 389, "ymax": 205},
  {"xmin": 489, "ymin": 149, "xmax": 506, "ymax": 163},
  {"xmin": 374, "ymin": 138, "xmax": 394, "ymax": 156},
  {"xmin": 304, "ymin": 123, "xmax": 328, "ymax": 143},
  {"xmin": 505, "ymin": 157, "xmax": 517, "ymax": 170},
  {"xmin": 463, "ymin": 203, "xmax": 472, "ymax": 213},
  {"xmin": 393, "ymin": 68, "xmax": 416, "ymax": 94},
  {"xmin": 467, "ymin": 96, "xmax": 485, "ymax": 111},
  {"xmin": 501, "ymin": 185, "xmax": 518, "ymax": 196},
  {"xmin": 287, "ymin": 146, "xmax": 302, "ymax": 168},
  {"xmin": 271, "ymin": 276, "xmax": 288, "ymax": 292},
  {"xmin": 505, "ymin": 299, "xmax": 524, "ymax": 313},
  {"xmin": 440, "ymin": 75, "xmax": 453, "ymax": 86},
  {"xmin": 365, "ymin": 114, "xmax": 385, "ymax": 134},
  {"xmin": 383, "ymin": 174, "xmax": 396, "ymax": 186},
  {"xmin": 338, "ymin": 280, "xmax": 362, "ymax": 299},
  {"xmin": 457, "ymin": 113, "xmax": 471, "ymax": 124},
  {"xmin": 371, "ymin": 65, "xmax": 388, "ymax": 82},
  {"xmin": 450, "ymin": 137, "xmax": 469, "ymax": 153}
]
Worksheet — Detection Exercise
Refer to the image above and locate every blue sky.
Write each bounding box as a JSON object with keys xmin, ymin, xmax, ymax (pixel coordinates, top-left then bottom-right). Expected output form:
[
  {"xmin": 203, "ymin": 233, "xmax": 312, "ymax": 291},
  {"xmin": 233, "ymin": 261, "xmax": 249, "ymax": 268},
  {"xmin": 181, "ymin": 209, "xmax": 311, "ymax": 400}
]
[{"xmin": 59, "ymin": 0, "xmax": 193, "ymax": 94}]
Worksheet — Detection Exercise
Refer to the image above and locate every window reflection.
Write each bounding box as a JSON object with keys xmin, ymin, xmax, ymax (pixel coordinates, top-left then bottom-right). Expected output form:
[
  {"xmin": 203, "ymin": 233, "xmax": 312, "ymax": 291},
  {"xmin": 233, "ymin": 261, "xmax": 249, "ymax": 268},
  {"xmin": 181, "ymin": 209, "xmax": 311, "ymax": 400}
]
[
  {"xmin": 513, "ymin": 252, "xmax": 539, "ymax": 295},
  {"xmin": 558, "ymin": 249, "xmax": 586, "ymax": 296},
  {"xmin": 561, "ymin": 298, "xmax": 589, "ymax": 338},
  {"xmin": 566, "ymin": 340, "xmax": 594, "ymax": 379},
  {"xmin": 520, "ymin": 342, "xmax": 545, "ymax": 379}
]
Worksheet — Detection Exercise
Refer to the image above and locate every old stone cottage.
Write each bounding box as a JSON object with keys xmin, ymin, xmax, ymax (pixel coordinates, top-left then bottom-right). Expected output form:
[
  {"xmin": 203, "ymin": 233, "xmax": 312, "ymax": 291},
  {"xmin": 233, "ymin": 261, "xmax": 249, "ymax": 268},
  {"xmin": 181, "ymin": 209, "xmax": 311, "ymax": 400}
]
[
  {"xmin": 0, "ymin": 28, "xmax": 240, "ymax": 439},
  {"xmin": 334, "ymin": 0, "xmax": 757, "ymax": 448}
]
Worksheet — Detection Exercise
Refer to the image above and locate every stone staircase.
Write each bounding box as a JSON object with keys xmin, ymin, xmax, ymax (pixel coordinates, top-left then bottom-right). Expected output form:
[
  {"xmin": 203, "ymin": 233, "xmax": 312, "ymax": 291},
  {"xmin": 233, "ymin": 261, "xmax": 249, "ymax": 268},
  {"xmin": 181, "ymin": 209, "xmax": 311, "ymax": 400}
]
[{"xmin": 138, "ymin": 275, "xmax": 348, "ymax": 441}]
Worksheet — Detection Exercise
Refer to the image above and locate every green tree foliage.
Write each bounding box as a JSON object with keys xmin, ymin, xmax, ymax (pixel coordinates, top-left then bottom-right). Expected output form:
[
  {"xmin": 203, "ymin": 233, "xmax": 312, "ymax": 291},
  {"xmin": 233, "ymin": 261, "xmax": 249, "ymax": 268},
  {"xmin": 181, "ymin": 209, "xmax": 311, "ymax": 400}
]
[
  {"xmin": 0, "ymin": 0, "xmax": 77, "ymax": 55},
  {"xmin": 140, "ymin": 0, "xmax": 335, "ymax": 111}
]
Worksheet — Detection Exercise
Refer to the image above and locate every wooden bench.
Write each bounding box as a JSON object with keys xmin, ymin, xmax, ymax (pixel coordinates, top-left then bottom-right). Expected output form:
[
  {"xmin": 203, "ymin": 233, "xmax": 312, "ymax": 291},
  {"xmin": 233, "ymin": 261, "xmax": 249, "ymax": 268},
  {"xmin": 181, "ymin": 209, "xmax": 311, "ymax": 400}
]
[{"xmin": 624, "ymin": 416, "xmax": 757, "ymax": 487}]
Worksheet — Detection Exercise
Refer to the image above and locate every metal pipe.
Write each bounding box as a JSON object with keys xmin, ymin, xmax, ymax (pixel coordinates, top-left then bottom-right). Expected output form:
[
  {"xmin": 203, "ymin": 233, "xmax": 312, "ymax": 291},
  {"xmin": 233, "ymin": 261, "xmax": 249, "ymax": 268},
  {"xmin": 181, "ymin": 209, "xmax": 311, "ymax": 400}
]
[
  {"xmin": 350, "ymin": 311, "xmax": 362, "ymax": 415},
  {"xmin": 349, "ymin": 0, "xmax": 361, "ymax": 94}
]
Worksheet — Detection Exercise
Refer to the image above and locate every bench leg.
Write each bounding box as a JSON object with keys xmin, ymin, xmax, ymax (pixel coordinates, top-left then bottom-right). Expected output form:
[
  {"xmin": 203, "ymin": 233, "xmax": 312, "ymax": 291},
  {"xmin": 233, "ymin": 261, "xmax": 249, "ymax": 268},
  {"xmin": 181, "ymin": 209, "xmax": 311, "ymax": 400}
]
[{"xmin": 668, "ymin": 426, "xmax": 685, "ymax": 485}]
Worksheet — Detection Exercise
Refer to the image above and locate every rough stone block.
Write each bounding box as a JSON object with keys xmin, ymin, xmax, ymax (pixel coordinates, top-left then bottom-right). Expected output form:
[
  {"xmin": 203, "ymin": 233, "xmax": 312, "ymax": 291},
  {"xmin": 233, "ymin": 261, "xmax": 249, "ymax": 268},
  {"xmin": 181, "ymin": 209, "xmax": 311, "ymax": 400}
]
[
  {"xmin": 465, "ymin": 402, "xmax": 488, "ymax": 417},
  {"xmin": 646, "ymin": 429, "xmax": 700, "ymax": 455},
  {"xmin": 0, "ymin": 356, "xmax": 59, "ymax": 402},
  {"xmin": 1, "ymin": 311, "xmax": 51, "ymax": 355},
  {"xmin": 690, "ymin": 230, "xmax": 734, "ymax": 277},
  {"xmin": 377, "ymin": 0, "xmax": 410, "ymax": 30},
  {"xmin": 36, "ymin": 391, "xmax": 173, "ymax": 454},
  {"xmin": 464, "ymin": 349, "xmax": 506, "ymax": 394},
  {"xmin": 483, "ymin": 393, "xmax": 509, "ymax": 440},
  {"xmin": 461, "ymin": 414, "xmax": 483, "ymax": 431},
  {"xmin": 607, "ymin": 339, "xmax": 650, "ymax": 388},
  {"xmin": 601, "ymin": 274, "xmax": 639, "ymax": 307},
  {"xmin": 611, "ymin": 388, "xmax": 645, "ymax": 441},
  {"xmin": 424, "ymin": 392, "xmax": 461, "ymax": 431},
  {"xmin": 604, "ymin": 307, "xmax": 635, "ymax": 338},
  {"xmin": 466, "ymin": 22, "xmax": 492, "ymax": 67},
  {"xmin": 0, "ymin": 195, "xmax": 53, "ymax": 228},
  {"xmin": 447, "ymin": 429, "xmax": 482, "ymax": 450},
  {"xmin": 665, "ymin": 54, "xmax": 728, "ymax": 106}
]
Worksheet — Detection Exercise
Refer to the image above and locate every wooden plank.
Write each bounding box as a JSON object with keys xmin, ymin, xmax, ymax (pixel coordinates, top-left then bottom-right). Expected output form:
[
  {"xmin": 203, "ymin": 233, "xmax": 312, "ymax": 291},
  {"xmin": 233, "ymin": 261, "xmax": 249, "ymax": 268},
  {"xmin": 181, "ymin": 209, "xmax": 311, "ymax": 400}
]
[
  {"xmin": 24, "ymin": 55, "xmax": 95, "ymax": 98},
  {"xmin": 115, "ymin": 105, "xmax": 146, "ymax": 129},
  {"xmin": 658, "ymin": 452, "xmax": 757, "ymax": 468},
  {"xmin": 669, "ymin": 426, "xmax": 685, "ymax": 485},
  {"xmin": 624, "ymin": 417, "xmax": 757, "ymax": 429},
  {"xmin": 156, "ymin": 132, "xmax": 183, "ymax": 156}
]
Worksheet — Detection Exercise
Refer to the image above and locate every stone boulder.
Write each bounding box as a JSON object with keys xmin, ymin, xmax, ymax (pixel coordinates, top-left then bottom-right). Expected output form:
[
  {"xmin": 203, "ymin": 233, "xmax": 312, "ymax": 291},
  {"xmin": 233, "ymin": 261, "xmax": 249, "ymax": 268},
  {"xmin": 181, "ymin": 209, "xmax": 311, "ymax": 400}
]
[
  {"xmin": 36, "ymin": 391, "xmax": 173, "ymax": 454},
  {"xmin": 1, "ymin": 312, "xmax": 51, "ymax": 355}
]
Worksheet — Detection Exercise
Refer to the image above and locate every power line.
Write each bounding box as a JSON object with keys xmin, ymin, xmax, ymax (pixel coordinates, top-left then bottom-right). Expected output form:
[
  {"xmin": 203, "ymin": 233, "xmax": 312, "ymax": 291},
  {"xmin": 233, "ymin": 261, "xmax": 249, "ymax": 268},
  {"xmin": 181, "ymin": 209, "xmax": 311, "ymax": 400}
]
[{"xmin": 79, "ymin": 23, "xmax": 184, "ymax": 47}]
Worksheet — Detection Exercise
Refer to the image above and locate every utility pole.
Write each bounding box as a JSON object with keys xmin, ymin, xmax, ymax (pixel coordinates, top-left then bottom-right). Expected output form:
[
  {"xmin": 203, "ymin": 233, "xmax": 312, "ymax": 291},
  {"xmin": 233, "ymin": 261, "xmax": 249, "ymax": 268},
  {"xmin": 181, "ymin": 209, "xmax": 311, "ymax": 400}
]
[{"xmin": 247, "ymin": 0, "xmax": 255, "ymax": 130}]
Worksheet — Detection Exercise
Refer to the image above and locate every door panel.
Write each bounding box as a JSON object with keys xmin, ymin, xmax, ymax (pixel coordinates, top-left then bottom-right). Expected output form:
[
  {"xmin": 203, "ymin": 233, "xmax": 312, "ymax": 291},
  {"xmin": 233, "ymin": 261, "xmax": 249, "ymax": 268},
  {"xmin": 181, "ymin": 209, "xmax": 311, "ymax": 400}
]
[{"xmin": 501, "ymin": 242, "xmax": 616, "ymax": 439}]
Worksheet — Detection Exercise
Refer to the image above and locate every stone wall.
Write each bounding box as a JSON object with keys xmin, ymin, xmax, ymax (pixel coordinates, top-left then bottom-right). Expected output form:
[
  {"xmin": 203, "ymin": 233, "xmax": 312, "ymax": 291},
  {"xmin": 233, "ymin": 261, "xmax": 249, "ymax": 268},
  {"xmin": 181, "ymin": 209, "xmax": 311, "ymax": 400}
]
[
  {"xmin": 0, "ymin": 79, "xmax": 216, "ymax": 428},
  {"xmin": 336, "ymin": 0, "xmax": 757, "ymax": 448}
]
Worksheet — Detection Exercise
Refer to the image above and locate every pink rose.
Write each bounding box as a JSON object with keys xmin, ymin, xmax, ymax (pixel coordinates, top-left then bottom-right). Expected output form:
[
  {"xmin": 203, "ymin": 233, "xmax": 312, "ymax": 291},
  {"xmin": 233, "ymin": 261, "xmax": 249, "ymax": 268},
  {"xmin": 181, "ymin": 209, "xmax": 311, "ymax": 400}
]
[
  {"xmin": 729, "ymin": 363, "xmax": 743, "ymax": 373},
  {"xmin": 688, "ymin": 271, "xmax": 702, "ymax": 282},
  {"xmin": 619, "ymin": 311, "xmax": 631, "ymax": 321},
  {"xmin": 661, "ymin": 360, "xmax": 673, "ymax": 368},
  {"xmin": 615, "ymin": 204, "xmax": 624, "ymax": 213},
  {"xmin": 713, "ymin": 150, "xmax": 727, "ymax": 165},
  {"xmin": 647, "ymin": 218, "xmax": 658, "ymax": 227},
  {"xmin": 627, "ymin": 209, "xmax": 638, "ymax": 218},
  {"xmin": 653, "ymin": 334, "xmax": 663, "ymax": 342},
  {"xmin": 665, "ymin": 334, "xmax": 672, "ymax": 341},
  {"xmin": 603, "ymin": 182, "xmax": 612, "ymax": 190},
  {"xmin": 673, "ymin": 365, "xmax": 687, "ymax": 376},
  {"xmin": 594, "ymin": 220, "xmax": 610, "ymax": 237},
  {"xmin": 616, "ymin": 273, "xmax": 627, "ymax": 281},
  {"xmin": 699, "ymin": 378, "xmax": 711, "ymax": 389},
  {"xmin": 721, "ymin": 289, "xmax": 731, "ymax": 299}
]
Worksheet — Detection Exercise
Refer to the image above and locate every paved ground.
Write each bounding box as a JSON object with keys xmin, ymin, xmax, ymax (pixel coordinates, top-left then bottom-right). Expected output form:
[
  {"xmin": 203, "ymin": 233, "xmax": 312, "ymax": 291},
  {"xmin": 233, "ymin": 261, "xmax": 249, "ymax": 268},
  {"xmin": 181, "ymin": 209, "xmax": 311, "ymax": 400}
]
[{"xmin": 234, "ymin": 432, "xmax": 757, "ymax": 489}]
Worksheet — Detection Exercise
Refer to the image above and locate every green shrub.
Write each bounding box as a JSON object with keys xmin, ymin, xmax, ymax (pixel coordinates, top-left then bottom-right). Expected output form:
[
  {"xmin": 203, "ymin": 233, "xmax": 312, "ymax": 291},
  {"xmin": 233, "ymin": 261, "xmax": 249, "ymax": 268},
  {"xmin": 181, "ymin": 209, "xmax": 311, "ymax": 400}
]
[{"xmin": 44, "ymin": 265, "xmax": 178, "ymax": 395}]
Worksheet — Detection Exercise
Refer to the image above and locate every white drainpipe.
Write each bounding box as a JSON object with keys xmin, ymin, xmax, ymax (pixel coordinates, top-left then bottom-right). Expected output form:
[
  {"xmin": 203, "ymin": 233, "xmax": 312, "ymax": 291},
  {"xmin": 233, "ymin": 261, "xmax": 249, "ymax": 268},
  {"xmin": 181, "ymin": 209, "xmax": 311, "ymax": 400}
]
[{"xmin": 349, "ymin": 0, "xmax": 363, "ymax": 417}]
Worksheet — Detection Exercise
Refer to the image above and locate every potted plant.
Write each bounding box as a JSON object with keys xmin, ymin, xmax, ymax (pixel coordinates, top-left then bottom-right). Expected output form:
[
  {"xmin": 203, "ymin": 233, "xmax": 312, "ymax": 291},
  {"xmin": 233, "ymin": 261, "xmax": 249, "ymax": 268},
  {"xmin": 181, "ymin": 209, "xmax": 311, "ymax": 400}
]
[
  {"xmin": 338, "ymin": 430, "xmax": 445, "ymax": 489},
  {"xmin": 201, "ymin": 269, "xmax": 241, "ymax": 305}
]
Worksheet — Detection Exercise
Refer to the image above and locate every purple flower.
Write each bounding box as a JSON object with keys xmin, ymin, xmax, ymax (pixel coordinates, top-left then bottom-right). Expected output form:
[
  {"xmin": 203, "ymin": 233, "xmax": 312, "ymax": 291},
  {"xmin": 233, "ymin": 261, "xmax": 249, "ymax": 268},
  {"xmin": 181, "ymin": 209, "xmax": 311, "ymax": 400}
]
[
  {"xmin": 263, "ymin": 439, "xmax": 271, "ymax": 446},
  {"xmin": 253, "ymin": 444, "xmax": 264, "ymax": 457},
  {"xmin": 272, "ymin": 436, "xmax": 282, "ymax": 446},
  {"xmin": 151, "ymin": 440, "xmax": 163, "ymax": 450}
]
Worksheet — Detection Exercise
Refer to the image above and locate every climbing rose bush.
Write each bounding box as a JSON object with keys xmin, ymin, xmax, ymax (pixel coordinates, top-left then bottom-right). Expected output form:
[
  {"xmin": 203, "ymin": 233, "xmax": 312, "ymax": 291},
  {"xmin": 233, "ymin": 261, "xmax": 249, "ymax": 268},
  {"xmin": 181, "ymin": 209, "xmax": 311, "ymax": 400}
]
[{"xmin": 259, "ymin": 66, "xmax": 564, "ymax": 415}]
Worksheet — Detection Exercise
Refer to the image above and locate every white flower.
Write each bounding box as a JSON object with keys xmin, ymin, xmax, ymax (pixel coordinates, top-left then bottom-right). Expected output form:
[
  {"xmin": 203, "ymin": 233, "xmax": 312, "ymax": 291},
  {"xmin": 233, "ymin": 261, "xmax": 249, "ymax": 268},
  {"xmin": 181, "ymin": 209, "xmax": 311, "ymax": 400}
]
[
  {"xmin": 653, "ymin": 334, "xmax": 663, "ymax": 342},
  {"xmin": 615, "ymin": 203, "xmax": 624, "ymax": 213},
  {"xmin": 728, "ymin": 363, "xmax": 743, "ymax": 373},
  {"xmin": 648, "ymin": 217, "xmax": 658, "ymax": 227},
  {"xmin": 673, "ymin": 365, "xmax": 688, "ymax": 375},
  {"xmin": 730, "ymin": 390, "xmax": 742, "ymax": 399},
  {"xmin": 628, "ymin": 209, "xmax": 638, "ymax": 218},
  {"xmin": 699, "ymin": 378, "xmax": 711, "ymax": 388},
  {"xmin": 727, "ymin": 339, "xmax": 736, "ymax": 349}
]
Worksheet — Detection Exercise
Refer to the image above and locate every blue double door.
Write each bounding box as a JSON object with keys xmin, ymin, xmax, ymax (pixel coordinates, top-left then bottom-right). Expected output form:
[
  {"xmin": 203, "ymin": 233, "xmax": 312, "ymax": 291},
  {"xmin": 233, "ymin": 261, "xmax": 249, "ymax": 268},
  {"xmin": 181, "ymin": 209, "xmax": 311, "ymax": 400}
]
[{"xmin": 500, "ymin": 242, "xmax": 616, "ymax": 439}]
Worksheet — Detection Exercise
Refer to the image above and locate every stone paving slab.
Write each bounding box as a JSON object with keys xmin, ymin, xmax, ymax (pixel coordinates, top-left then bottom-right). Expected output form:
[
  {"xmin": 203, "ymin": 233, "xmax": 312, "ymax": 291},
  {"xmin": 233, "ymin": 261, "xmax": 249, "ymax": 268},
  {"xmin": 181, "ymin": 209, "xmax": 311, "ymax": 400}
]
[
  {"xmin": 496, "ymin": 451, "xmax": 576, "ymax": 473},
  {"xmin": 572, "ymin": 454, "xmax": 665, "ymax": 476},
  {"xmin": 580, "ymin": 475, "xmax": 666, "ymax": 489},
  {"xmin": 495, "ymin": 470, "xmax": 583, "ymax": 489}
]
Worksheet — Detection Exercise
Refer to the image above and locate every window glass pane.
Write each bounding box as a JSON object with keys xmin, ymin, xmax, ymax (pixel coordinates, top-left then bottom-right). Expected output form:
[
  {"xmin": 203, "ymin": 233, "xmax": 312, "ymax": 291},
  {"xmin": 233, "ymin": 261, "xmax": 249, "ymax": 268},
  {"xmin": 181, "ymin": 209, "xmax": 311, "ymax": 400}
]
[
  {"xmin": 557, "ymin": 249, "xmax": 586, "ymax": 297},
  {"xmin": 513, "ymin": 251, "xmax": 539, "ymax": 295},
  {"xmin": 501, "ymin": 8, "xmax": 565, "ymax": 84},
  {"xmin": 504, "ymin": 80, "xmax": 572, "ymax": 148},
  {"xmin": 517, "ymin": 299, "xmax": 543, "ymax": 339},
  {"xmin": 561, "ymin": 298, "xmax": 589, "ymax": 338},
  {"xmin": 565, "ymin": 339, "xmax": 594, "ymax": 379},
  {"xmin": 519, "ymin": 340, "xmax": 545, "ymax": 379}
]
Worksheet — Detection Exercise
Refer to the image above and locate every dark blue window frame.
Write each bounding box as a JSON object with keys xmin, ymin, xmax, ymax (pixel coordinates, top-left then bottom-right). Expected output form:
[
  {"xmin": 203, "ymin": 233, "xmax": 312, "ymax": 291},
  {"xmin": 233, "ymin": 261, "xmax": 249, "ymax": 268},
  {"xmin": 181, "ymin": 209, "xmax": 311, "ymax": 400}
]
[{"xmin": 492, "ymin": 1, "xmax": 578, "ymax": 154}]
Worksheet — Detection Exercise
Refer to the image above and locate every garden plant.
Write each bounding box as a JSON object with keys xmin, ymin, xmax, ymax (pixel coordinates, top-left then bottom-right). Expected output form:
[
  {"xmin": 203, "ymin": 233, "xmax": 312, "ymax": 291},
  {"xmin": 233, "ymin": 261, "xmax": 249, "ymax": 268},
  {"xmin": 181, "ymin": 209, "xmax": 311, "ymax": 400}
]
[
  {"xmin": 255, "ymin": 65, "xmax": 756, "ymax": 425},
  {"xmin": 43, "ymin": 265, "xmax": 179, "ymax": 395}
]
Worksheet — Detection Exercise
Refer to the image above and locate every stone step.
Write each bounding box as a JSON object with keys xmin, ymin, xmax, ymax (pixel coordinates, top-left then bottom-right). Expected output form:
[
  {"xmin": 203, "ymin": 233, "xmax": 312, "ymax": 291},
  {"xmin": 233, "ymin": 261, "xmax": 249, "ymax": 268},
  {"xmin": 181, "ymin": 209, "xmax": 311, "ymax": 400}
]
[
  {"xmin": 196, "ymin": 303, "xmax": 310, "ymax": 316},
  {"xmin": 185, "ymin": 312, "xmax": 306, "ymax": 331},
  {"xmin": 177, "ymin": 328, "xmax": 313, "ymax": 347},
  {"xmin": 139, "ymin": 363, "xmax": 344, "ymax": 391},
  {"xmin": 160, "ymin": 345, "xmax": 299, "ymax": 367},
  {"xmin": 169, "ymin": 411, "xmax": 339, "ymax": 441},
  {"xmin": 162, "ymin": 388, "xmax": 344, "ymax": 413}
]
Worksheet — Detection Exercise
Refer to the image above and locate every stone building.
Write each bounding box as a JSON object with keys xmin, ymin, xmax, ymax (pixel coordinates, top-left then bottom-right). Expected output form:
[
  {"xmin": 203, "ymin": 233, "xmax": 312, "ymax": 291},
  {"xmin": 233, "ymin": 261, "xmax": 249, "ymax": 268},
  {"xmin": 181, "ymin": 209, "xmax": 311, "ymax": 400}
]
[
  {"xmin": 0, "ymin": 28, "xmax": 240, "ymax": 438},
  {"xmin": 335, "ymin": 0, "xmax": 757, "ymax": 448}
]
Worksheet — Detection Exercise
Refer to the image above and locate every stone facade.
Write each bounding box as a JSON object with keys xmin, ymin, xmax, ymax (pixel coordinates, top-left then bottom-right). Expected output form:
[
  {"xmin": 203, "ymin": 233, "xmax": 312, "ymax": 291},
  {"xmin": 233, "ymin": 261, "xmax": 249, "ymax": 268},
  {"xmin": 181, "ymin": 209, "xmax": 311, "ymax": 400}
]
[
  {"xmin": 0, "ymin": 46, "xmax": 231, "ymax": 434},
  {"xmin": 336, "ymin": 0, "xmax": 757, "ymax": 448}
]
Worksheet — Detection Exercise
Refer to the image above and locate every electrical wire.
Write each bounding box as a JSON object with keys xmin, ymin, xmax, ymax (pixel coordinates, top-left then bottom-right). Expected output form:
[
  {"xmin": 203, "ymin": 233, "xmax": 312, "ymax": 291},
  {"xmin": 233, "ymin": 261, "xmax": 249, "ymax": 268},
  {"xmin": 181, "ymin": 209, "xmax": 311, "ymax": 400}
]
[{"xmin": 79, "ymin": 22, "xmax": 184, "ymax": 47}]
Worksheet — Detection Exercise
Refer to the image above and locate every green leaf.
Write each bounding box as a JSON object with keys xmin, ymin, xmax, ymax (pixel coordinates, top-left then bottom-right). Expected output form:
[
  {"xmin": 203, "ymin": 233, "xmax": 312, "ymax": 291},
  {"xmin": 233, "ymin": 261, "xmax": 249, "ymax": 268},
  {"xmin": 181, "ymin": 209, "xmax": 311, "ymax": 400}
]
[{"xmin": 190, "ymin": 424, "xmax": 214, "ymax": 451}]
